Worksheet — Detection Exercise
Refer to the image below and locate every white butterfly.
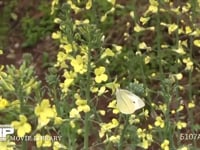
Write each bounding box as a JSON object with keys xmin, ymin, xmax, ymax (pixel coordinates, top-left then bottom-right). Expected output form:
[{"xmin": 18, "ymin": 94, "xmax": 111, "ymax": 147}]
[{"xmin": 116, "ymin": 88, "xmax": 145, "ymax": 114}]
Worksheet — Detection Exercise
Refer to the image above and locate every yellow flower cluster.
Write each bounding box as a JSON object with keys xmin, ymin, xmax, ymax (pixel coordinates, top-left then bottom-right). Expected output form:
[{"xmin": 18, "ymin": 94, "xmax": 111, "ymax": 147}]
[
  {"xmin": 1, "ymin": 0, "xmax": 199, "ymax": 149},
  {"xmin": 69, "ymin": 94, "xmax": 91, "ymax": 128},
  {"xmin": 176, "ymin": 121, "xmax": 187, "ymax": 130},
  {"xmin": 137, "ymin": 128, "xmax": 153, "ymax": 149},
  {"xmin": 35, "ymin": 133, "xmax": 67, "ymax": 149},
  {"xmin": 99, "ymin": 118, "xmax": 119, "ymax": 138},
  {"xmin": 154, "ymin": 116, "xmax": 165, "ymax": 128},
  {"xmin": 0, "ymin": 96, "xmax": 9, "ymax": 110},
  {"xmin": 0, "ymin": 140, "xmax": 15, "ymax": 150},
  {"xmin": 34, "ymin": 99, "xmax": 63, "ymax": 129},
  {"xmin": 107, "ymin": 99, "xmax": 119, "ymax": 114},
  {"xmin": 35, "ymin": 134, "xmax": 52, "ymax": 148},
  {"xmin": 94, "ymin": 66, "xmax": 108, "ymax": 83},
  {"xmin": 71, "ymin": 55, "xmax": 87, "ymax": 74},
  {"xmin": 183, "ymin": 57, "xmax": 193, "ymax": 71},
  {"xmin": 161, "ymin": 139, "xmax": 170, "ymax": 150},
  {"xmin": 11, "ymin": 115, "xmax": 31, "ymax": 137},
  {"xmin": 70, "ymin": 94, "xmax": 90, "ymax": 116}
]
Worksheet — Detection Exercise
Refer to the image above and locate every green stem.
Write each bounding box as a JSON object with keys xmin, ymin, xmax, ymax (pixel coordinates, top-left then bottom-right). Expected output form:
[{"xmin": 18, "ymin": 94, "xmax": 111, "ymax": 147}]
[
  {"xmin": 16, "ymin": 84, "xmax": 24, "ymax": 112},
  {"xmin": 118, "ymin": 115, "xmax": 129, "ymax": 150},
  {"xmin": 84, "ymin": 34, "xmax": 92, "ymax": 150},
  {"xmin": 84, "ymin": 113, "xmax": 89, "ymax": 150},
  {"xmin": 155, "ymin": 1, "xmax": 163, "ymax": 77}
]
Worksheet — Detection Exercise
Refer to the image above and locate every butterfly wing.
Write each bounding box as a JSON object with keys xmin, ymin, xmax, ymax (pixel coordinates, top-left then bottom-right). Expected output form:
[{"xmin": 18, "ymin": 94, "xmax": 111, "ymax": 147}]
[
  {"xmin": 116, "ymin": 89, "xmax": 136, "ymax": 114},
  {"xmin": 116, "ymin": 89, "xmax": 145, "ymax": 114},
  {"xmin": 129, "ymin": 91, "xmax": 145, "ymax": 110}
]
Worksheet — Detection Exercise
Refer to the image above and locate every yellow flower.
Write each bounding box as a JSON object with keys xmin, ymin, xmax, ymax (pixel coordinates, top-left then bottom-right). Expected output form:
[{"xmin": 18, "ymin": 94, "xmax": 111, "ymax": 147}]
[
  {"xmin": 70, "ymin": 120, "xmax": 76, "ymax": 128},
  {"xmin": 56, "ymin": 51, "xmax": 68, "ymax": 68},
  {"xmin": 52, "ymin": 106, "xmax": 64, "ymax": 125},
  {"xmin": 183, "ymin": 57, "xmax": 193, "ymax": 71},
  {"xmin": 138, "ymin": 137, "xmax": 153, "ymax": 149},
  {"xmin": 154, "ymin": 116, "xmax": 165, "ymax": 128},
  {"xmin": 174, "ymin": 73, "xmax": 183, "ymax": 80},
  {"xmin": 67, "ymin": 0, "xmax": 81, "ymax": 14},
  {"xmin": 97, "ymin": 86, "xmax": 106, "ymax": 96},
  {"xmin": 171, "ymin": 110, "xmax": 176, "ymax": 114},
  {"xmin": 144, "ymin": 109, "xmax": 149, "ymax": 118},
  {"xmin": 99, "ymin": 118, "xmax": 119, "ymax": 138},
  {"xmin": 144, "ymin": 56, "xmax": 151, "ymax": 64},
  {"xmin": 140, "ymin": 16, "xmax": 150, "ymax": 25},
  {"xmin": 144, "ymin": 0, "xmax": 158, "ymax": 15},
  {"xmin": 71, "ymin": 55, "xmax": 87, "ymax": 74},
  {"xmin": 139, "ymin": 42, "xmax": 152, "ymax": 51},
  {"xmin": 137, "ymin": 128, "xmax": 146, "ymax": 139},
  {"xmin": 75, "ymin": 96, "xmax": 87, "ymax": 106},
  {"xmin": 161, "ymin": 139, "xmax": 169, "ymax": 150},
  {"xmin": 54, "ymin": 116, "xmax": 64, "ymax": 125},
  {"xmin": 168, "ymin": 23, "xmax": 178, "ymax": 34},
  {"xmin": 123, "ymin": 32, "xmax": 130, "ymax": 41},
  {"xmin": 0, "ymin": 97, "xmax": 9, "ymax": 110},
  {"xmin": 134, "ymin": 24, "xmax": 145, "ymax": 32},
  {"xmin": 100, "ymin": 14, "xmax": 107, "ymax": 22},
  {"xmin": 137, "ymin": 128, "xmax": 153, "ymax": 149},
  {"xmin": 158, "ymin": 104, "xmax": 167, "ymax": 113},
  {"xmin": 148, "ymin": 124, "xmax": 153, "ymax": 130},
  {"xmin": 94, "ymin": 66, "xmax": 108, "ymax": 83},
  {"xmin": 54, "ymin": 18, "xmax": 61, "ymax": 24},
  {"xmin": 170, "ymin": 6, "xmax": 181, "ymax": 14},
  {"xmin": 194, "ymin": 39, "xmax": 200, "ymax": 47},
  {"xmin": 98, "ymin": 110, "xmax": 106, "ymax": 116},
  {"xmin": 60, "ymin": 44, "xmax": 72, "ymax": 53},
  {"xmin": 176, "ymin": 121, "xmax": 187, "ymax": 129},
  {"xmin": 77, "ymin": 104, "xmax": 90, "ymax": 113},
  {"xmin": 182, "ymin": 3, "xmax": 191, "ymax": 13},
  {"xmin": 138, "ymin": 139, "xmax": 149, "ymax": 149},
  {"xmin": 172, "ymin": 42, "xmax": 186, "ymax": 55},
  {"xmin": 53, "ymin": 141, "xmax": 67, "ymax": 150},
  {"xmin": 77, "ymin": 129, "xmax": 82, "ymax": 135},
  {"xmin": 74, "ymin": 94, "xmax": 91, "ymax": 113},
  {"xmin": 181, "ymin": 40, "xmax": 188, "ymax": 47},
  {"xmin": 60, "ymin": 70, "xmax": 76, "ymax": 93},
  {"xmin": 69, "ymin": 108, "xmax": 81, "ymax": 118},
  {"xmin": 11, "ymin": 115, "xmax": 31, "ymax": 137},
  {"xmin": 51, "ymin": 0, "xmax": 59, "ymax": 14},
  {"xmin": 188, "ymin": 100, "xmax": 195, "ymax": 108},
  {"xmin": 86, "ymin": 0, "xmax": 92, "ymax": 10},
  {"xmin": 177, "ymin": 105, "xmax": 184, "ymax": 112},
  {"xmin": 101, "ymin": 7, "xmax": 115, "ymax": 22},
  {"xmin": 0, "ymin": 140, "xmax": 15, "ymax": 150},
  {"xmin": 185, "ymin": 26, "xmax": 192, "ymax": 34},
  {"xmin": 112, "ymin": 44, "xmax": 122, "ymax": 52},
  {"xmin": 51, "ymin": 31, "xmax": 61, "ymax": 39},
  {"xmin": 35, "ymin": 99, "xmax": 56, "ymax": 128},
  {"xmin": 101, "ymin": 48, "xmax": 115, "ymax": 58},
  {"xmin": 151, "ymin": 73, "xmax": 156, "ymax": 77},
  {"xmin": 75, "ymin": 19, "xmax": 89, "ymax": 25},
  {"xmin": 104, "ymin": 135, "xmax": 120, "ymax": 143},
  {"xmin": 108, "ymin": 100, "xmax": 119, "ymax": 114},
  {"xmin": 128, "ymin": 114, "xmax": 140, "ymax": 124},
  {"xmin": 35, "ymin": 133, "xmax": 52, "ymax": 148},
  {"xmin": 108, "ymin": 100, "xmax": 116, "ymax": 109}
]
